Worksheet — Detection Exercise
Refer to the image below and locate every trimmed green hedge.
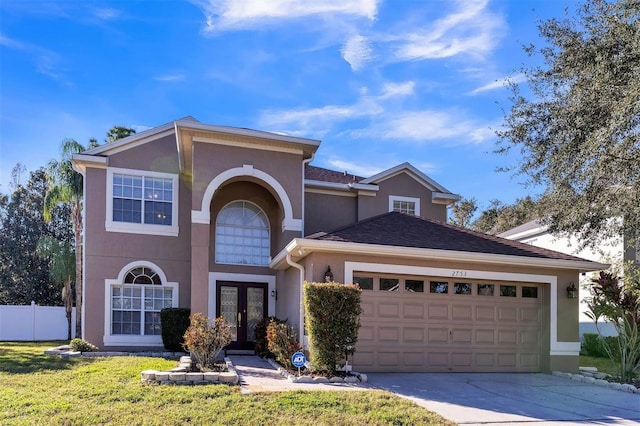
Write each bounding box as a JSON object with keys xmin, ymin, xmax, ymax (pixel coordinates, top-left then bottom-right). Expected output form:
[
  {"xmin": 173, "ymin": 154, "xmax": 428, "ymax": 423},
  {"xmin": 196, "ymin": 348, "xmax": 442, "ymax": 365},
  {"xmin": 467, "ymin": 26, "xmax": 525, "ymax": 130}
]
[
  {"xmin": 160, "ymin": 308, "xmax": 191, "ymax": 351},
  {"xmin": 581, "ymin": 332, "xmax": 620, "ymax": 360},
  {"xmin": 303, "ymin": 281, "xmax": 362, "ymax": 375}
]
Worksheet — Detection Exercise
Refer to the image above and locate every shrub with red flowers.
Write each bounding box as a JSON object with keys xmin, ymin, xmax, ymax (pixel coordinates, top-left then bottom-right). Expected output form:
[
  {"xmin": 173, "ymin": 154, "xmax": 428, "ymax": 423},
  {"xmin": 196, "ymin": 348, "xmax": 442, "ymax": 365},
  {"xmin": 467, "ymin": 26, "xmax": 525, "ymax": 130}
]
[{"xmin": 303, "ymin": 281, "xmax": 362, "ymax": 376}]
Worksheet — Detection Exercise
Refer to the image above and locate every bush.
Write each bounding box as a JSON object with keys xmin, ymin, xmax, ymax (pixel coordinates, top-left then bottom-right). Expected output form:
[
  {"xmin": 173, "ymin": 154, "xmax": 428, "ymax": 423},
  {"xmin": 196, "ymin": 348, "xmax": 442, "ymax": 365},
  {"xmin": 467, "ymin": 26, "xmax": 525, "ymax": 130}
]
[
  {"xmin": 160, "ymin": 308, "xmax": 191, "ymax": 351},
  {"xmin": 183, "ymin": 313, "xmax": 232, "ymax": 371},
  {"xmin": 254, "ymin": 316, "xmax": 286, "ymax": 357},
  {"xmin": 266, "ymin": 320, "xmax": 300, "ymax": 369},
  {"xmin": 587, "ymin": 270, "xmax": 640, "ymax": 381},
  {"xmin": 303, "ymin": 281, "xmax": 362, "ymax": 375},
  {"xmin": 581, "ymin": 333, "xmax": 620, "ymax": 359},
  {"xmin": 69, "ymin": 338, "xmax": 99, "ymax": 352}
]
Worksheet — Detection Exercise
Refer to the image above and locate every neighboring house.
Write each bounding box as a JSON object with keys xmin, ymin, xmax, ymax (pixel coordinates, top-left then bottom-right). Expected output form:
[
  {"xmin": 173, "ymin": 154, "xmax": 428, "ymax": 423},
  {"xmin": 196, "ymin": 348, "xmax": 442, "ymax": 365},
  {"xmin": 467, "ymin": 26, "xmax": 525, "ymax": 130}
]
[
  {"xmin": 499, "ymin": 220, "xmax": 631, "ymax": 338},
  {"xmin": 71, "ymin": 117, "xmax": 606, "ymax": 373}
]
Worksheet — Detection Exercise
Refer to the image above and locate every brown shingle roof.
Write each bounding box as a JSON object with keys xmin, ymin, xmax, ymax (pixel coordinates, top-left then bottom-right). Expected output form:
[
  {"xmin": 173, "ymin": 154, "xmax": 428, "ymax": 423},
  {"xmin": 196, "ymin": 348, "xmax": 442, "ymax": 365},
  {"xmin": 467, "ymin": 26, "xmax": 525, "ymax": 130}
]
[
  {"xmin": 305, "ymin": 164, "xmax": 364, "ymax": 184},
  {"xmin": 307, "ymin": 212, "xmax": 587, "ymax": 261}
]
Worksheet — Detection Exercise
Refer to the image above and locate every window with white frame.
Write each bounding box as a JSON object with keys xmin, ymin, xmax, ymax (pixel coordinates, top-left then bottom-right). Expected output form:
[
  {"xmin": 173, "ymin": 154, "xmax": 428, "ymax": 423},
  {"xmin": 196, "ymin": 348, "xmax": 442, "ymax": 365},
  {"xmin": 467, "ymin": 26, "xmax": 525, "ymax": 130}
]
[
  {"xmin": 106, "ymin": 168, "xmax": 178, "ymax": 236},
  {"xmin": 215, "ymin": 201, "xmax": 270, "ymax": 266},
  {"xmin": 389, "ymin": 195, "xmax": 420, "ymax": 216},
  {"xmin": 110, "ymin": 266, "xmax": 174, "ymax": 336}
]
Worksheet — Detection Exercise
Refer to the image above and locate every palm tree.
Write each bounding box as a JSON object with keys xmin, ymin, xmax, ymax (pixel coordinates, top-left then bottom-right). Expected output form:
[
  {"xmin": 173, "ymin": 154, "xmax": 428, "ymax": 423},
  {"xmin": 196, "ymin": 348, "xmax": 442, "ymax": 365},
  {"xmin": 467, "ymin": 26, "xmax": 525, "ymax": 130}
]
[
  {"xmin": 36, "ymin": 236, "xmax": 75, "ymax": 339},
  {"xmin": 44, "ymin": 139, "xmax": 86, "ymax": 338}
]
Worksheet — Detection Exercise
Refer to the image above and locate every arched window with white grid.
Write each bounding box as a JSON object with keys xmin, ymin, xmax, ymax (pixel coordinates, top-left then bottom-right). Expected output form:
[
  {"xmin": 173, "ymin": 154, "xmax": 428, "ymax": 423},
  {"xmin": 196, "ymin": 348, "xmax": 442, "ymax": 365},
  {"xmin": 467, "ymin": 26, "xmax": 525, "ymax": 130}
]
[{"xmin": 215, "ymin": 201, "xmax": 270, "ymax": 266}]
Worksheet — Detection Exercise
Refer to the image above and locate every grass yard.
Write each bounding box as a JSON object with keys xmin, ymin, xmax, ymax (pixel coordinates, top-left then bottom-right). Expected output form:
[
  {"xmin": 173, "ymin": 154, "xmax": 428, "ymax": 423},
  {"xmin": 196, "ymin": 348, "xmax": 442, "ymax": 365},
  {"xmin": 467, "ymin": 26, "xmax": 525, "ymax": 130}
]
[
  {"xmin": 579, "ymin": 354, "xmax": 621, "ymax": 377},
  {"xmin": 0, "ymin": 342, "xmax": 453, "ymax": 426}
]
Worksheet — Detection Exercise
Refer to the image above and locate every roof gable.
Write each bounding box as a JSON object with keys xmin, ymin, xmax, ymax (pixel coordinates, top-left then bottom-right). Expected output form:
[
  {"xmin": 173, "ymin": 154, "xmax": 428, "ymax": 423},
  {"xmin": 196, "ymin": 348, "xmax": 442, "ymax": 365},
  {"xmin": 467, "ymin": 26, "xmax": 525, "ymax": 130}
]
[
  {"xmin": 360, "ymin": 162, "xmax": 452, "ymax": 194},
  {"xmin": 82, "ymin": 117, "xmax": 321, "ymax": 158}
]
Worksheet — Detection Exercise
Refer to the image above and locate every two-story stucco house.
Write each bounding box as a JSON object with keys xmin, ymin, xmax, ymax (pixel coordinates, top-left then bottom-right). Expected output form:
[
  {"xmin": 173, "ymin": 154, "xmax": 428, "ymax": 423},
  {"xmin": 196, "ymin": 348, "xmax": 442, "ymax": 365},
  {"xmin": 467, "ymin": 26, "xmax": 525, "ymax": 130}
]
[{"xmin": 71, "ymin": 117, "xmax": 607, "ymax": 373}]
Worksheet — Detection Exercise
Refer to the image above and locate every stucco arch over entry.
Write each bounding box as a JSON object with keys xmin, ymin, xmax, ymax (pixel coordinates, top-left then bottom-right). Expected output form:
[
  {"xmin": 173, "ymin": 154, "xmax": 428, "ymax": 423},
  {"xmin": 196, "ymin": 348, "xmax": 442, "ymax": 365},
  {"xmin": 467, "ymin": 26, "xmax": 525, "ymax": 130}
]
[{"xmin": 191, "ymin": 164, "xmax": 302, "ymax": 232}]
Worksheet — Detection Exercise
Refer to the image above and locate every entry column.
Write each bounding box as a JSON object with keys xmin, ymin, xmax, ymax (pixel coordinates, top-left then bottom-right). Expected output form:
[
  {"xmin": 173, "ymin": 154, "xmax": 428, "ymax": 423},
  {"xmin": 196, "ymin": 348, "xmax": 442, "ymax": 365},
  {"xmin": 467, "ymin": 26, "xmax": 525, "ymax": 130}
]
[{"xmin": 191, "ymin": 222, "xmax": 210, "ymax": 316}]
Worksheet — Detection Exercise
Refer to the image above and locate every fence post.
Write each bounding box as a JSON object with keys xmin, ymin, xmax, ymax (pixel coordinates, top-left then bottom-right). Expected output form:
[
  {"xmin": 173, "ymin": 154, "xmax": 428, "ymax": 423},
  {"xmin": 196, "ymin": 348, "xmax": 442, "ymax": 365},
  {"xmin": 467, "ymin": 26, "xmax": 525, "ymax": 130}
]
[{"xmin": 31, "ymin": 301, "xmax": 36, "ymax": 341}]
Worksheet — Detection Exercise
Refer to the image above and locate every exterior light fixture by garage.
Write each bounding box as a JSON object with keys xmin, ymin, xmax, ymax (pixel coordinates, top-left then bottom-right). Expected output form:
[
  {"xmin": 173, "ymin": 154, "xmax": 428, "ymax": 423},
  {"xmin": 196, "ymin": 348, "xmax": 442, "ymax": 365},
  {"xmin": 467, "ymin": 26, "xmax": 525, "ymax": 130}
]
[
  {"xmin": 324, "ymin": 266, "xmax": 334, "ymax": 283},
  {"xmin": 566, "ymin": 282, "xmax": 578, "ymax": 299}
]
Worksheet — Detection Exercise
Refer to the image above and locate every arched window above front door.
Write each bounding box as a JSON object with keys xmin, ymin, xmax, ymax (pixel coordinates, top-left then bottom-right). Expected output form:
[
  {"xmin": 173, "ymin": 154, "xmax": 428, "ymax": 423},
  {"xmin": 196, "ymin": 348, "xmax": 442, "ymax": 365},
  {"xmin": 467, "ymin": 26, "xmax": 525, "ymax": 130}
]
[{"xmin": 215, "ymin": 201, "xmax": 270, "ymax": 266}]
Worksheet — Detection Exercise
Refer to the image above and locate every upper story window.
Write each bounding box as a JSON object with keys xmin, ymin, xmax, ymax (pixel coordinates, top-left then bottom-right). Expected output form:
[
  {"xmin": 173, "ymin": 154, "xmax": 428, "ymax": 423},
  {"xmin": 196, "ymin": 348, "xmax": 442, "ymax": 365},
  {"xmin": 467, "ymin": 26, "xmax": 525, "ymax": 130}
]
[
  {"xmin": 106, "ymin": 168, "xmax": 179, "ymax": 237},
  {"xmin": 215, "ymin": 201, "xmax": 270, "ymax": 266},
  {"xmin": 389, "ymin": 195, "xmax": 421, "ymax": 216}
]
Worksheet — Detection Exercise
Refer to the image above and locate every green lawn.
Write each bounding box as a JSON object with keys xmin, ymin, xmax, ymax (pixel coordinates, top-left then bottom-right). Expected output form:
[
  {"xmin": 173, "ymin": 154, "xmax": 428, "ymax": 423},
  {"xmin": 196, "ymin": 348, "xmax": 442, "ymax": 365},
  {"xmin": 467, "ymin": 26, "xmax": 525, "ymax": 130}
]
[
  {"xmin": 0, "ymin": 341, "xmax": 453, "ymax": 426},
  {"xmin": 579, "ymin": 354, "xmax": 620, "ymax": 377}
]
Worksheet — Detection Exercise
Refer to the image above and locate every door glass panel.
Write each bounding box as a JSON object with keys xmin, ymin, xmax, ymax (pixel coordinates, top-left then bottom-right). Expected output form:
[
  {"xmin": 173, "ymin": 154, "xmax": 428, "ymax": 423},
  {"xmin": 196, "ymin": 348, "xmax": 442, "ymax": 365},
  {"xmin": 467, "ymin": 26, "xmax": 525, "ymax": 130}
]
[
  {"xmin": 220, "ymin": 286, "xmax": 238, "ymax": 341},
  {"xmin": 246, "ymin": 288, "xmax": 264, "ymax": 342},
  {"xmin": 454, "ymin": 283, "xmax": 472, "ymax": 295},
  {"xmin": 380, "ymin": 278, "xmax": 399, "ymax": 291}
]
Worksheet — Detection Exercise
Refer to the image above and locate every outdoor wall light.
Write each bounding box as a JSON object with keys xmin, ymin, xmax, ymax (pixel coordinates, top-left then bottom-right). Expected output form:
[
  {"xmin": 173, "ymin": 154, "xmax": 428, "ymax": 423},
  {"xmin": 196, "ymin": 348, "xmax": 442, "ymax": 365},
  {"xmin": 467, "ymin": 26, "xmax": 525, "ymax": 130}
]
[
  {"xmin": 324, "ymin": 266, "xmax": 334, "ymax": 283},
  {"xmin": 271, "ymin": 290, "xmax": 277, "ymax": 300},
  {"xmin": 566, "ymin": 282, "xmax": 578, "ymax": 299}
]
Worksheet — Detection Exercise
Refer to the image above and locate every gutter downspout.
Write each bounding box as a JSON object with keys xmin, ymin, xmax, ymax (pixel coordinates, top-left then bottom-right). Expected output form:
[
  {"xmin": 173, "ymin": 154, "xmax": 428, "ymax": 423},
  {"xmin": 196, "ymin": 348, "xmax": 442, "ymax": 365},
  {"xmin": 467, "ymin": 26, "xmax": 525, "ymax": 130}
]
[
  {"xmin": 286, "ymin": 253, "xmax": 306, "ymax": 351},
  {"xmin": 71, "ymin": 160, "xmax": 87, "ymax": 340},
  {"xmin": 301, "ymin": 153, "xmax": 315, "ymax": 237}
]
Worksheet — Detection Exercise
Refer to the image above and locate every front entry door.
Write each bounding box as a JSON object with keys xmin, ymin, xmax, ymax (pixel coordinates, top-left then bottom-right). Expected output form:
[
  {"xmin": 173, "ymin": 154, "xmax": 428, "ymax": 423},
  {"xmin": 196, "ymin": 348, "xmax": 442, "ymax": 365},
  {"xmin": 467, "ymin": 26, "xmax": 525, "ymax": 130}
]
[{"xmin": 217, "ymin": 281, "xmax": 267, "ymax": 350}]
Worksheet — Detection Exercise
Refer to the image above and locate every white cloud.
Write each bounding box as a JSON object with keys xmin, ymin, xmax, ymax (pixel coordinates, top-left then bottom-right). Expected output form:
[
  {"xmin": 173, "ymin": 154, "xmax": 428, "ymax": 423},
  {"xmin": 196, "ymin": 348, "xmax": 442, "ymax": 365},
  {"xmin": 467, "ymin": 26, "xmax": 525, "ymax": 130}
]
[
  {"xmin": 259, "ymin": 80, "xmax": 489, "ymax": 144},
  {"xmin": 393, "ymin": 0, "xmax": 504, "ymax": 61},
  {"xmin": 0, "ymin": 33, "xmax": 68, "ymax": 83},
  {"xmin": 154, "ymin": 74, "xmax": 186, "ymax": 82},
  {"xmin": 260, "ymin": 96, "xmax": 382, "ymax": 130},
  {"xmin": 375, "ymin": 111, "xmax": 474, "ymax": 141},
  {"xmin": 341, "ymin": 35, "xmax": 373, "ymax": 71},
  {"xmin": 93, "ymin": 8, "xmax": 122, "ymax": 21},
  {"xmin": 192, "ymin": 0, "xmax": 378, "ymax": 32},
  {"xmin": 469, "ymin": 73, "xmax": 526, "ymax": 95},
  {"xmin": 327, "ymin": 158, "xmax": 383, "ymax": 177},
  {"xmin": 0, "ymin": 33, "xmax": 25, "ymax": 49},
  {"xmin": 379, "ymin": 81, "xmax": 415, "ymax": 99}
]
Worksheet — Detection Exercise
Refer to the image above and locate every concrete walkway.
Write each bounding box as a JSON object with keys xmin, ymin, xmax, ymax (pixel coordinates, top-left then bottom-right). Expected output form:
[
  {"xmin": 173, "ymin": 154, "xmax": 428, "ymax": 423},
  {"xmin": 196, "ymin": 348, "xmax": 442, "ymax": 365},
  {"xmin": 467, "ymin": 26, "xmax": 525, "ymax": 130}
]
[{"xmin": 228, "ymin": 355, "xmax": 372, "ymax": 393}]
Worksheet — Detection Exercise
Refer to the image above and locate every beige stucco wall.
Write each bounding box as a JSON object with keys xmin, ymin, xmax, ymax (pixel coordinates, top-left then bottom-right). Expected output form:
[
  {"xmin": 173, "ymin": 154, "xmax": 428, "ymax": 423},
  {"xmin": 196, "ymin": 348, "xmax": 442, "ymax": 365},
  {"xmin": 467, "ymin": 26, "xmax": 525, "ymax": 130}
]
[
  {"xmin": 304, "ymin": 191, "xmax": 357, "ymax": 235},
  {"xmin": 82, "ymin": 163, "xmax": 192, "ymax": 348},
  {"xmin": 190, "ymin": 140, "xmax": 303, "ymax": 219},
  {"xmin": 357, "ymin": 173, "xmax": 447, "ymax": 222},
  {"xmin": 108, "ymin": 134, "xmax": 180, "ymax": 173}
]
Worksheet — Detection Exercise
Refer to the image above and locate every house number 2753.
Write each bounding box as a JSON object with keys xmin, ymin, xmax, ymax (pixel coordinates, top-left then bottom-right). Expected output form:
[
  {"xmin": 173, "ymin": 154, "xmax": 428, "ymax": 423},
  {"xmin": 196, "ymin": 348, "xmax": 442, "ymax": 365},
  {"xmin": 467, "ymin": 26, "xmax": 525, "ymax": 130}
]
[{"xmin": 451, "ymin": 270, "xmax": 467, "ymax": 277}]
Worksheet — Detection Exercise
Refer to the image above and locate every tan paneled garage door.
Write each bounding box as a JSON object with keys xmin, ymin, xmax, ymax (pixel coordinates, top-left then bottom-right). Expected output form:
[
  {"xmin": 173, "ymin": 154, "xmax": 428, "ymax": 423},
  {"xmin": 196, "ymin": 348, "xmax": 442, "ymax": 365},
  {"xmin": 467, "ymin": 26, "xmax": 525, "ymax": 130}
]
[{"xmin": 352, "ymin": 274, "xmax": 543, "ymax": 373}]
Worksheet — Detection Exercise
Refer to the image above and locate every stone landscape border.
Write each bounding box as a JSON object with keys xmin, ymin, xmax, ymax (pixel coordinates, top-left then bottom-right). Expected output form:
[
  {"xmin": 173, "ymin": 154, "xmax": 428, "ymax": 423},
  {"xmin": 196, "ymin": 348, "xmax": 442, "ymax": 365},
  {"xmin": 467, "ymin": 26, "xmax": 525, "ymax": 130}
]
[
  {"xmin": 265, "ymin": 358, "xmax": 368, "ymax": 384},
  {"xmin": 552, "ymin": 369, "xmax": 640, "ymax": 394},
  {"xmin": 141, "ymin": 356, "xmax": 239, "ymax": 385}
]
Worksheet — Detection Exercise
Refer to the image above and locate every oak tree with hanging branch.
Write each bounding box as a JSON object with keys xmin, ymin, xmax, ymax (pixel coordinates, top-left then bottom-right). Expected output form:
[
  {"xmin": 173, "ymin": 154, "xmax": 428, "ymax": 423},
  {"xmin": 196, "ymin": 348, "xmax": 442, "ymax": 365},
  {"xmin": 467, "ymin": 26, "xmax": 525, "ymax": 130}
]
[{"xmin": 496, "ymin": 0, "xmax": 640, "ymax": 250}]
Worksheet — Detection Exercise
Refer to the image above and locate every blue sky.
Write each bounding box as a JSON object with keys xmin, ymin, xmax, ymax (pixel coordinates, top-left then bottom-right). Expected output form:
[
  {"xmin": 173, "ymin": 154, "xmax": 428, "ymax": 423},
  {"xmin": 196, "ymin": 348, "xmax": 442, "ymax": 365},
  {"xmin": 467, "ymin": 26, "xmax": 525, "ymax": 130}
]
[{"xmin": 0, "ymin": 0, "xmax": 573, "ymax": 210}]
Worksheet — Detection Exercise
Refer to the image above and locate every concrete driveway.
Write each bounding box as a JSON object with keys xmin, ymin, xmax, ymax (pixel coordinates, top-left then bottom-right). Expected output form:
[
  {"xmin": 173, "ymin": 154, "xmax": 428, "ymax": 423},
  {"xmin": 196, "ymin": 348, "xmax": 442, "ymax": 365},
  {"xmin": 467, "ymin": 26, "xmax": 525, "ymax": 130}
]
[{"xmin": 367, "ymin": 373, "xmax": 640, "ymax": 425}]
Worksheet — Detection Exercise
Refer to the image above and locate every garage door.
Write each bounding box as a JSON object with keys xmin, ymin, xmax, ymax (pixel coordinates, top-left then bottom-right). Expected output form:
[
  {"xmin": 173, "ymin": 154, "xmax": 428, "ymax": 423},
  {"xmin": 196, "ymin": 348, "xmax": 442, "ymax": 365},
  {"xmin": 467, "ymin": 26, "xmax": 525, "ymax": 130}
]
[{"xmin": 352, "ymin": 274, "xmax": 543, "ymax": 373}]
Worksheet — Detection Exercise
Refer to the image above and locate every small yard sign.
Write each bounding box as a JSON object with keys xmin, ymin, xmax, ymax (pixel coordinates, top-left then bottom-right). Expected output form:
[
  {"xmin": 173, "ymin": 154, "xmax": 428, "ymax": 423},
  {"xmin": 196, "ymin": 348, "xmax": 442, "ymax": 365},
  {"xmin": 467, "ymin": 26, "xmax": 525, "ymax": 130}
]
[{"xmin": 291, "ymin": 351, "xmax": 306, "ymax": 368}]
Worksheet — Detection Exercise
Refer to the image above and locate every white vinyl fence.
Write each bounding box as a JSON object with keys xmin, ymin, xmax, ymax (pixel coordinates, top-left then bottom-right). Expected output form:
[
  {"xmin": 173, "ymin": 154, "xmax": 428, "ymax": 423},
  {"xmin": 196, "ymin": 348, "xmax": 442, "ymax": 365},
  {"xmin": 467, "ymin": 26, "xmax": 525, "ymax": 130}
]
[{"xmin": 0, "ymin": 302, "xmax": 76, "ymax": 341}]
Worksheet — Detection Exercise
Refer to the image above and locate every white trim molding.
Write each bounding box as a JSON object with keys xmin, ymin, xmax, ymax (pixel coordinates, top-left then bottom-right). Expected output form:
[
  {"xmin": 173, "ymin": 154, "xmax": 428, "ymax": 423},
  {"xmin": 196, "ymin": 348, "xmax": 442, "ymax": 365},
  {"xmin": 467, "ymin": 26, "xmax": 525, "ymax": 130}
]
[
  {"xmin": 208, "ymin": 272, "xmax": 276, "ymax": 320},
  {"xmin": 105, "ymin": 167, "xmax": 179, "ymax": 237},
  {"xmin": 103, "ymin": 261, "xmax": 179, "ymax": 347},
  {"xmin": 193, "ymin": 164, "xmax": 301, "ymax": 232},
  {"xmin": 389, "ymin": 195, "xmax": 421, "ymax": 216},
  {"xmin": 343, "ymin": 261, "xmax": 577, "ymax": 357}
]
